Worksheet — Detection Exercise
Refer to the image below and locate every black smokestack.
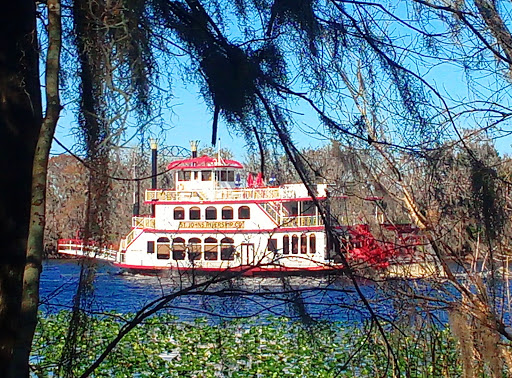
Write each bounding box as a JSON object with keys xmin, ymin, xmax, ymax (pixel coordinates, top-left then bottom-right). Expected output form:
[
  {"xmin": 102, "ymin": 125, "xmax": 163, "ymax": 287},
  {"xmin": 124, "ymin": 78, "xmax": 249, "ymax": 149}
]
[
  {"xmin": 151, "ymin": 139, "xmax": 157, "ymax": 189},
  {"xmin": 132, "ymin": 149, "xmax": 140, "ymax": 216}
]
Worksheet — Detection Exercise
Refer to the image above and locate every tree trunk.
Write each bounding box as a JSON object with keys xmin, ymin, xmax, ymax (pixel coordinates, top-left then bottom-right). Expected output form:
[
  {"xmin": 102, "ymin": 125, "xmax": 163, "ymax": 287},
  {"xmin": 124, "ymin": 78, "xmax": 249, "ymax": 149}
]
[
  {"xmin": 0, "ymin": 0, "xmax": 42, "ymax": 374},
  {"xmin": 9, "ymin": 0, "xmax": 61, "ymax": 376}
]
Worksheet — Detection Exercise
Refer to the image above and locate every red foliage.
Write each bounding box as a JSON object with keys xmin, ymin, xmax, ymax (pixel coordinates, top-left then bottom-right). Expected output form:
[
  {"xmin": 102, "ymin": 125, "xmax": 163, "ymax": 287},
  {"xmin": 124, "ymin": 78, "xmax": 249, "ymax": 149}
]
[{"xmin": 347, "ymin": 224, "xmax": 420, "ymax": 269}]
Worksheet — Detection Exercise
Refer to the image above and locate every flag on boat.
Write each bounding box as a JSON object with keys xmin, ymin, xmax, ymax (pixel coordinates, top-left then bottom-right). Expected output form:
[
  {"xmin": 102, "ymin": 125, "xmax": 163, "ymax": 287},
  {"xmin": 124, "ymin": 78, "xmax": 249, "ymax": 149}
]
[{"xmin": 256, "ymin": 172, "xmax": 264, "ymax": 187}]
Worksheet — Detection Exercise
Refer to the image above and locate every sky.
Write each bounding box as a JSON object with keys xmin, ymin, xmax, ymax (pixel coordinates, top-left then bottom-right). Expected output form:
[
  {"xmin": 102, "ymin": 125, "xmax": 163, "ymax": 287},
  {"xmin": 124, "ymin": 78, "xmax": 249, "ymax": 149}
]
[
  {"xmin": 51, "ymin": 77, "xmax": 512, "ymax": 167},
  {"xmin": 49, "ymin": 2, "xmax": 512, "ymax": 164},
  {"xmin": 50, "ymin": 82, "xmax": 330, "ymax": 163}
]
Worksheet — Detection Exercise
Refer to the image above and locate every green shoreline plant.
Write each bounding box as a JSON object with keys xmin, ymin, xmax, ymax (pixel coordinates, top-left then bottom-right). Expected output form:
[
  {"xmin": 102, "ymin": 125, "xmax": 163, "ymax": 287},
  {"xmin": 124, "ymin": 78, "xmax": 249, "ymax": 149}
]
[{"xmin": 31, "ymin": 311, "xmax": 462, "ymax": 377}]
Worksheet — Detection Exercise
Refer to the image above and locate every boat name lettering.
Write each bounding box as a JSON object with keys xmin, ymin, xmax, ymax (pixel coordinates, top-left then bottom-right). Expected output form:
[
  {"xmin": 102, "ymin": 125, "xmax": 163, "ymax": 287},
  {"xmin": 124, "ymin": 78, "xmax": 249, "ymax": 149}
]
[{"xmin": 179, "ymin": 221, "xmax": 245, "ymax": 229}]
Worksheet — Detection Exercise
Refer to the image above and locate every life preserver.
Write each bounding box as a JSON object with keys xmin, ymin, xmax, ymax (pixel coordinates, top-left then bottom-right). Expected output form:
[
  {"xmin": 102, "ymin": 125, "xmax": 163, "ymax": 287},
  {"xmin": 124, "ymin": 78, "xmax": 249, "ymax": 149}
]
[{"xmin": 177, "ymin": 183, "xmax": 184, "ymax": 191}]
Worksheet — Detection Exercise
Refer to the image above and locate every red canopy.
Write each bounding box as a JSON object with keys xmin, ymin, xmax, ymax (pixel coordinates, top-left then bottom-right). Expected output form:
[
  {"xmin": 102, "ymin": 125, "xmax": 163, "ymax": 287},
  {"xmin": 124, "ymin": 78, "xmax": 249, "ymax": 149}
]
[{"xmin": 167, "ymin": 155, "xmax": 243, "ymax": 170}]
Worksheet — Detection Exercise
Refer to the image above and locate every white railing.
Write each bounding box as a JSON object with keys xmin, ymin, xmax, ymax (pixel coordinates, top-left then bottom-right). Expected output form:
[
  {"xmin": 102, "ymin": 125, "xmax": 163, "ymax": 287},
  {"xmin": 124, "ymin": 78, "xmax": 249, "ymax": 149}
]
[
  {"xmin": 132, "ymin": 217, "xmax": 156, "ymax": 229},
  {"xmin": 57, "ymin": 239, "xmax": 117, "ymax": 261},
  {"xmin": 145, "ymin": 190, "xmax": 205, "ymax": 202},
  {"xmin": 119, "ymin": 226, "xmax": 143, "ymax": 251},
  {"xmin": 145, "ymin": 187, "xmax": 297, "ymax": 202},
  {"xmin": 281, "ymin": 216, "xmax": 323, "ymax": 227},
  {"xmin": 119, "ymin": 217, "xmax": 155, "ymax": 252},
  {"xmin": 260, "ymin": 202, "xmax": 281, "ymax": 224}
]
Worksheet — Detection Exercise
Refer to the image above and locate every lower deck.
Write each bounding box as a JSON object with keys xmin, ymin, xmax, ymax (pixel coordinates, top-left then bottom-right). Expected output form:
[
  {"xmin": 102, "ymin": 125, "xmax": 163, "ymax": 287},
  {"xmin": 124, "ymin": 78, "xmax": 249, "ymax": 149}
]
[{"xmin": 118, "ymin": 229, "xmax": 332, "ymax": 271}]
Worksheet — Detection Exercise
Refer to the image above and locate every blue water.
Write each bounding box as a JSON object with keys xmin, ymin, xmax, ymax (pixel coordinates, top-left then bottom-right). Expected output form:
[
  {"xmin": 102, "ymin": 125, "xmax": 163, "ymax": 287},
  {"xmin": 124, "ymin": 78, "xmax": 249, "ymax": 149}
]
[{"xmin": 39, "ymin": 260, "xmax": 450, "ymax": 324}]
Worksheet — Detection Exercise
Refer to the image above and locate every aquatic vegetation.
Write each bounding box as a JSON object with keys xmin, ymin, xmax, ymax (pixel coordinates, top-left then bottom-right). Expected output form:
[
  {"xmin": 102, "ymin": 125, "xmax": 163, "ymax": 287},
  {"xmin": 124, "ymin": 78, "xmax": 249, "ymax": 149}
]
[{"xmin": 31, "ymin": 312, "xmax": 461, "ymax": 377}]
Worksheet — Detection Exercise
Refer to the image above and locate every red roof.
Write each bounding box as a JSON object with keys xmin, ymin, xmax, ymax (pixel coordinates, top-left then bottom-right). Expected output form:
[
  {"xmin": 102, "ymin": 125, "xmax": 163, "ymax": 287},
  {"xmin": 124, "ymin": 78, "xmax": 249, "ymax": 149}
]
[{"xmin": 167, "ymin": 155, "xmax": 243, "ymax": 170}]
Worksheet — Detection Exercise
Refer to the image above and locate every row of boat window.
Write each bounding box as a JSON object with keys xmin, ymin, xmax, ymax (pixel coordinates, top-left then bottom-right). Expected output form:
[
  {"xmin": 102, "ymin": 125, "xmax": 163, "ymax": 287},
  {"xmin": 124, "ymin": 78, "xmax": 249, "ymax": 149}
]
[
  {"xmin": 177, "ymin": 170, "xmax": 235, "ymax": 182},
  {"xmin": 147, "ymin": 234, "xmax": 317, "ymax": 261},
  {"xmin": 268, "ymin": 234, "xmax": 317, "ymax": 255},
  {"xmin": 148, "ymin": 237, "xmax": 236, "ymax": 261},
  {"xmin": 174, "ymin": 206, "xmax": 250, "ymax": 220}
]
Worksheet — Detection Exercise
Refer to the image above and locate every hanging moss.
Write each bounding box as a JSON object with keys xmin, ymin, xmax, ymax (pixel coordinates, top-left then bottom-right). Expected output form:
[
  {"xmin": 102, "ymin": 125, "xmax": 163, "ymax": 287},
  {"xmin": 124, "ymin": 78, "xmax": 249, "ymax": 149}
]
[{"xmin": 470, "ymin": 159, "xmax": 504, "ymax": 241}]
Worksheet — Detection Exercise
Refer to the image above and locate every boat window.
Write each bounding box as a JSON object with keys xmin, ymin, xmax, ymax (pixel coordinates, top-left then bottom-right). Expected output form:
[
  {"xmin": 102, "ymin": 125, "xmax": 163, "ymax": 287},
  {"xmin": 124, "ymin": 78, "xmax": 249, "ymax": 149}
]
[
  {"xmin": 267, "ymin": 239, "xmax": 278, "ymax": 253},
  {"xmin": 283, "ymin": 202, "xmax": 299, "ymax": 216},
  {"xmin": 188, "ymin": 238, "xmax": 201, "ymax": 261},
  {"xmin": 177, "ymin": 171, "xmax": 191, "ymax": 181},
  {"xmin": 221, "ymin": 238, "xmax": 235, "ymax": 261},
  {"xmin": 301, "ymin": 234, "xmax": 308, "ymax": 254},
  {"xmin": 202, "ymin": 170, "xmax": 212, "ymax": 181},
  {"xmin": 302, "ymin": 201, "xmax": 315, "ymax": 216},
  {"xmin": 174, "ymin": 207, "xmax": 185, "ymax": 220},
  {"xmin": 220, "ymin": 170, "xmax": 227, "ymax": 181},
  {"xmin": 283, "ymin": 235, "xmax": 290, "ymax": 255},
  {"xmin": 206, "ymin": 206, "xmax": 217, "ymax": 220},
  {"xmin": 157, "ymin": 237, "xmax": 170, "ymax": 259},
  {"xmin": 172, "ymin": 238, "xmax": 186, "ymax": 260},
  {"xmin": 147, "ymin": 241, "xmax": 155, "ymax": 254},
  {"xmin": 227, "ymin": 171, "xmax": 235, "ymax": 181},
  {"xmin": 222, "ymin": 206, "xmax": 233, "ymax": 220},
  {"xmin": 189, "ymin": 207, "xmax": 201, "ymax": 220},
  {"xmin": 204, "ymin": 237, "xmax": 218, "ymax": 260},
  {"xmin": 238, "ymin": 206, "xmax": 250, "ymax": 219},
  {"xmin": 309, "ymin": 234, "xmax": 316, "ymax": 254},
  {"xmin": 292, "ymin": 235, "xmax": 299, "ymax": 254}
]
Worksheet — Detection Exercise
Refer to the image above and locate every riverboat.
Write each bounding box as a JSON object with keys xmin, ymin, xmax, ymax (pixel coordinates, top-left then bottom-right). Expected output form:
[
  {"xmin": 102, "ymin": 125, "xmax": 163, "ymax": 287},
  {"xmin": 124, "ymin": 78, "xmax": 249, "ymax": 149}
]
[
  {"xmin": 115, "ymin": 148, "xmax": 341, "ymax": 275},
  {"xmin": 57, "ymin": 143, "xmax": 423, "ymax": 275}
]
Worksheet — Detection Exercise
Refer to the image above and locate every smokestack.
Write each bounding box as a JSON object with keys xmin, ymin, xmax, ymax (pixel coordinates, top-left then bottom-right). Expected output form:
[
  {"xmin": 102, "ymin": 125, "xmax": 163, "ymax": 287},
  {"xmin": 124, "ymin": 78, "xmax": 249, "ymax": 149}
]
[
  {"xmin": 133, "ymin": 182, "xmax": 140, "ymax": 216},
  {"xmin": 150, "ymin": 139, "xmax": 158, "ymax": 189},
  {"xmin": 190, "ymin": 140, "xmax": 198, "ymax": 158},
  {"xmin": 132, "ymin": 149, "xmax": 140, "ymax": 216},
  {"xmin": 150, "ymin": 139, "xmax": 158, "ymax": 218}
]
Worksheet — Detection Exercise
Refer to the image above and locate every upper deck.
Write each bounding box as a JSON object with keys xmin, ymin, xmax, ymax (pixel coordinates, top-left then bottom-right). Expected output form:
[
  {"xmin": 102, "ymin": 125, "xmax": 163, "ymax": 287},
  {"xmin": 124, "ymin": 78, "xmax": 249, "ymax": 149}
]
[
  {"xmin": 146, "ymin": 154, "xmax": 329, "ymax": 204},
  {"xmin": 145, "ymin": 183, "xmax": 329, "ymax": 204}
]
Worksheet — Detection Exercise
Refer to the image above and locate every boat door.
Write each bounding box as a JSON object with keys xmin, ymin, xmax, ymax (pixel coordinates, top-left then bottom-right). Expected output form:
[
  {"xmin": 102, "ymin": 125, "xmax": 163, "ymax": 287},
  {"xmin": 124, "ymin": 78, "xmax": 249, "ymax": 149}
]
[{"xmin": 240, "ymin": 243, "xmax": 254, "ymax": 265}]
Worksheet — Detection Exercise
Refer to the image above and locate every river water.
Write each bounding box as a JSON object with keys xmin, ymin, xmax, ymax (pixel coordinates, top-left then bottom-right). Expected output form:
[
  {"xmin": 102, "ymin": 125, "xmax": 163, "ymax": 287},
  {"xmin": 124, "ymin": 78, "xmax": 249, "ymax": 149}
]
[{"xmin": 39, "ymin": 259, "xmax": 451, "ymax": 324}]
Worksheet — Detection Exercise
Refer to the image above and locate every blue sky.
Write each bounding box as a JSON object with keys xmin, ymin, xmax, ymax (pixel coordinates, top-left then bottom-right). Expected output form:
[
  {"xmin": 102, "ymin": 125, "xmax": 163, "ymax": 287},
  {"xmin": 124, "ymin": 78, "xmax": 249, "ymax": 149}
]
[
  {"xmin": 51, "ymin": 81, "xmax": 512, "ymax": 164},
  {"xmin": 49, "ymin": 14, "xmax": 512, "ymax": 163},
  {"xmin": 50, "ymin": 82, "xmax": 330, "ymax": 162},
  {"xmin": 48, "ymin": 1, "xmax": 512, "ymax": 163}
]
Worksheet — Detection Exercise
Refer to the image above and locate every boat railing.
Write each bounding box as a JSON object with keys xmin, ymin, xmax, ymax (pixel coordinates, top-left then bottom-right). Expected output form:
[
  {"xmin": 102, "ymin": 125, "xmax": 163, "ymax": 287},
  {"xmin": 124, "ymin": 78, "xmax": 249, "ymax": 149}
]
[
  {"xmin": 145, "ymin": 187, "xmax": 296, "ymax": 202},
  {"xmin": 281, "ymin": 215, "xmax": 324, "ymax": 227},
  {"xmin": 132, "ymin": 217, "xmax": 156, "ymax": 229},
  {"xmin": 57, "ymin": 239, "xmax": 117, "ymax": 261},
  {"xmin": 145, "ymin": 190, "xmax": 205, "ymax": 202},
  {"xmin": 121, "ymin": 217, "xmax": 155, "ymax": 250},
  {"xmin": 260, "ymin": 202, "xmax": 280, "ymax": 224},
  {"xmin": 120, "ymin": 227, "xmax": 142, "ymax": 251},
  {"xmin": 260, "ymin": 201, "xmax": 291, "ymax": 225}
]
